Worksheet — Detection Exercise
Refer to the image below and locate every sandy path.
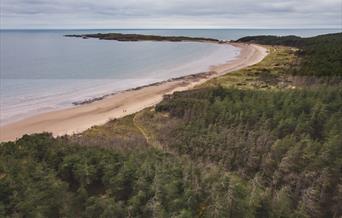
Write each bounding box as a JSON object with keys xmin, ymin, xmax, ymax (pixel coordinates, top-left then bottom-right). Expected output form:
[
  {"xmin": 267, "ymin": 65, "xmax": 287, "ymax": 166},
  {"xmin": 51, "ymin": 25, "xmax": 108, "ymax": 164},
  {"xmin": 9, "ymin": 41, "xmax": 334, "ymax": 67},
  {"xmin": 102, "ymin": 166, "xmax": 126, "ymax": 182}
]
[{"xmin": 0, "ymin": 43, "xmax": 268, "ymax": 142}]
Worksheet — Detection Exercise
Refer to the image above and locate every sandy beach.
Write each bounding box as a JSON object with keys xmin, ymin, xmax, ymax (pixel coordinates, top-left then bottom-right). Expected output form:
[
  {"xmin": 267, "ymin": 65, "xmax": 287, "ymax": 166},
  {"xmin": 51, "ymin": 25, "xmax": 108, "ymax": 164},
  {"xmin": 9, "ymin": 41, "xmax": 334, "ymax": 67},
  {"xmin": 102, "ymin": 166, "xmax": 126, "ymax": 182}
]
[{"xmin": 0, "ymin": 43, "xmax": 268, "ymax": 142}]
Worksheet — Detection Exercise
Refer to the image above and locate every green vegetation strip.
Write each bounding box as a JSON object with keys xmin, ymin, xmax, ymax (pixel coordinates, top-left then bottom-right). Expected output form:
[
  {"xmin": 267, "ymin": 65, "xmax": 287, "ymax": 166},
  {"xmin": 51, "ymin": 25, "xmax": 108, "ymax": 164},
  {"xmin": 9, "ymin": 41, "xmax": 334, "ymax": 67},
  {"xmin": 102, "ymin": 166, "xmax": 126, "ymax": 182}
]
[{"xmin": 65, "ymin": 32, "xmax": 221, "ymax": 43}]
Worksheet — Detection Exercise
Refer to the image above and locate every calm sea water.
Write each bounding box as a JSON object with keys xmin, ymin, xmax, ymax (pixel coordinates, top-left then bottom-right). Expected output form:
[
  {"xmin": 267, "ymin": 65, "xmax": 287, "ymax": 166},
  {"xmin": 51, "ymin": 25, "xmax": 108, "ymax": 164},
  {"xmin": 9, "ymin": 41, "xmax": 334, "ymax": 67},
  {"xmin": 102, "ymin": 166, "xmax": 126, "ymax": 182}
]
[{"xmin": 0, "ymin": 29, "xmax": 340, "ymax": 124}]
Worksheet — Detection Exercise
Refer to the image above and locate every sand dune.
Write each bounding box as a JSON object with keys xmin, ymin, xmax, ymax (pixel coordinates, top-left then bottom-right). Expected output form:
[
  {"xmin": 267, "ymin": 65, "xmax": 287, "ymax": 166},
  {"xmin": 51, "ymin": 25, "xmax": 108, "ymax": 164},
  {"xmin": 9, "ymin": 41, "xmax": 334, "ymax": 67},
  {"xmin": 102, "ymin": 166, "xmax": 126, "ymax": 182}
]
[{"xmin": 0, "ymin": 43, "xmax": 268, "ymax": 142}]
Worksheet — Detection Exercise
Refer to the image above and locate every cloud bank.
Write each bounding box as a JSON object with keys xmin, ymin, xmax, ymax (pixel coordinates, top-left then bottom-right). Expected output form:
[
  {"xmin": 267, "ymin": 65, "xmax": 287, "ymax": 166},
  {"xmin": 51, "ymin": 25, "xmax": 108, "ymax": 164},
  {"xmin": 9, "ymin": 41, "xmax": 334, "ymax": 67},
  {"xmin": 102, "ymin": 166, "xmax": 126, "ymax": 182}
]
[{"xmin": 1, "ymin": 0, "xmax": 341, "ymax": 28}]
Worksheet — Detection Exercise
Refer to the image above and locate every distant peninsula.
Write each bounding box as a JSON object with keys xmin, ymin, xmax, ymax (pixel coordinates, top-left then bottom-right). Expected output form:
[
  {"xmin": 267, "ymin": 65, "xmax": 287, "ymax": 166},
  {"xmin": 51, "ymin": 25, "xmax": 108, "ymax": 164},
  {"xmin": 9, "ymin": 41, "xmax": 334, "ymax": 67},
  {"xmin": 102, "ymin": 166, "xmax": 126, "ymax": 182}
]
[{"xmin": 65, "ymin": 32, "xmax": 226, "ymax": 43}]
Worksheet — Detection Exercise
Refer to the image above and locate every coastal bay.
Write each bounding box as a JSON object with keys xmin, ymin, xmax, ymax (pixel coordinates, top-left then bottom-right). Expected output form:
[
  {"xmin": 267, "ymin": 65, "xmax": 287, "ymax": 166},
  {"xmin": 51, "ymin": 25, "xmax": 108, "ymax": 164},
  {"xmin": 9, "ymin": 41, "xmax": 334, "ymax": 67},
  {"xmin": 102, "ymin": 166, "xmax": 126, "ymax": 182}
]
[
  {"xmin": 0, "ymin": 43, "xmax": 267, "ymax": 141},
  {"xmin": 0, "ymin": 30, "xmax": 241, "ymax": 125}
]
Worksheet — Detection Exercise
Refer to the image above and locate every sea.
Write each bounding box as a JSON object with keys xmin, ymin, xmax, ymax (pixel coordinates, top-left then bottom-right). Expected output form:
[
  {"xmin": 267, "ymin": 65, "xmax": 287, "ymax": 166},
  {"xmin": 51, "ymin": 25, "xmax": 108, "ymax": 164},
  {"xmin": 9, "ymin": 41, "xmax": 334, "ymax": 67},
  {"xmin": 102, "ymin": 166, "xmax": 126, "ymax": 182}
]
[{"xmin": 0, "ymin": 29, "xmax": 340, "ymax": 124}]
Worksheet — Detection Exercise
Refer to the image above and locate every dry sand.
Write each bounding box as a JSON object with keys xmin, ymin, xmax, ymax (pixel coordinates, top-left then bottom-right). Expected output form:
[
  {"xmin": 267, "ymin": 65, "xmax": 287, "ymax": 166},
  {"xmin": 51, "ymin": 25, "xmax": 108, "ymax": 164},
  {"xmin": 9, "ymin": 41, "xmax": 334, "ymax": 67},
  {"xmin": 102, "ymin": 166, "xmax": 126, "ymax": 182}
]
[{"xmin": 0, "ymin": 43, "xmax": 268, "ymax": 142}]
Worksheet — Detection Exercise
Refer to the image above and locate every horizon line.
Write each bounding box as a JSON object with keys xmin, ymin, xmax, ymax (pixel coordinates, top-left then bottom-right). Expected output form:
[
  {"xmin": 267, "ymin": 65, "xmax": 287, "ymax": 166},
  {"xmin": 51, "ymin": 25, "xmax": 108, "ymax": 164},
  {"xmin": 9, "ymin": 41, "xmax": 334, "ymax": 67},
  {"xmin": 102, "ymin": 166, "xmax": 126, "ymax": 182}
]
[{"xmin": 1, "ymin": 27, "xmax": 341, "ymax": 30}]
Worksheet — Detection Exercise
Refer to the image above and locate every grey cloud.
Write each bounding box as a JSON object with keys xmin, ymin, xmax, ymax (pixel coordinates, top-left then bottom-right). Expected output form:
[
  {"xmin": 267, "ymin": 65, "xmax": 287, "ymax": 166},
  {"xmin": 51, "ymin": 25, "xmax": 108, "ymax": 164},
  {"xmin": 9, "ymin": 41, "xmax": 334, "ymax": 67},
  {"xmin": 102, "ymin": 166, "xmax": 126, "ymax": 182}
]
[{"xmin": 1, "ymin": 0, "xmax": 341, "ymax": 28}]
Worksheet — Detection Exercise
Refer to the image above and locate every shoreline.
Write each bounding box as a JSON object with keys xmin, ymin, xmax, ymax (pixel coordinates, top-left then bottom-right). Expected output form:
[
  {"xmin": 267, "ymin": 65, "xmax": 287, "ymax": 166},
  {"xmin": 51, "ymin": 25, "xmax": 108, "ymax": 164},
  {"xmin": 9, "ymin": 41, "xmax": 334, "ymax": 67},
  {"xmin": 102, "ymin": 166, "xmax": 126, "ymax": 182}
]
[
  {"xmin": 0, "ymin": 43, "xmax": 268, "ymax": 142},
  {"xmin": 72, "ymin": 71, "xmax": 216, "ymax": 106}
]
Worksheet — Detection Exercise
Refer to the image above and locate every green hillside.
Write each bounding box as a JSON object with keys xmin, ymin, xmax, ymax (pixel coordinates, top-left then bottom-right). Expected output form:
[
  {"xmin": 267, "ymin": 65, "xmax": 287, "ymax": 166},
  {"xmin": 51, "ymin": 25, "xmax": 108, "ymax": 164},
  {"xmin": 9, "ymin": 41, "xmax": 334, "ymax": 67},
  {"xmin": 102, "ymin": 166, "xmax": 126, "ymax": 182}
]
[{"xmin": 236, "ymin": 33, "xmax": 342, "ymax": 76}]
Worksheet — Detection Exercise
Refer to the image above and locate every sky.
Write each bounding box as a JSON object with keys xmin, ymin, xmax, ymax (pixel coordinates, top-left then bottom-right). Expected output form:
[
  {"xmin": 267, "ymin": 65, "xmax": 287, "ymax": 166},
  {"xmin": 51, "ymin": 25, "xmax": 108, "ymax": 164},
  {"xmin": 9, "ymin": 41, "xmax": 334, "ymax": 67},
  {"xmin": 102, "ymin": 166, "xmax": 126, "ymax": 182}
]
[{"xmin": 1, "ymin": 0, "xmax": 342, "ymax": 29}]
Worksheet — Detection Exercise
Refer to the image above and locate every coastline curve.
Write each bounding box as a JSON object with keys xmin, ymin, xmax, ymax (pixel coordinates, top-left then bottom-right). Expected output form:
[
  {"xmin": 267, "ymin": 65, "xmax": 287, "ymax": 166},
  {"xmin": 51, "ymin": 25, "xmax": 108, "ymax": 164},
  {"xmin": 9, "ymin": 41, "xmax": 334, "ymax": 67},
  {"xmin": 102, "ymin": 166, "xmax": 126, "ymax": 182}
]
[{"xmin": 0, "ymin": 43, "xmax": 268, "ymax": 142}]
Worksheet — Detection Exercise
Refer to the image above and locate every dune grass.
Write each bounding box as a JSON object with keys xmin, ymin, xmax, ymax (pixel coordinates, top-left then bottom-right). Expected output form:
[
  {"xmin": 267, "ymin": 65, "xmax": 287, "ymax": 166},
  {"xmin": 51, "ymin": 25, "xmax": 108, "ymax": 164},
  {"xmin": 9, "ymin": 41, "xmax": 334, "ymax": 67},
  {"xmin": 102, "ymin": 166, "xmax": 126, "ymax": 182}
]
[{"xmin": 202, "ymin": 46, "xmax": 298, "ymax": 90}]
